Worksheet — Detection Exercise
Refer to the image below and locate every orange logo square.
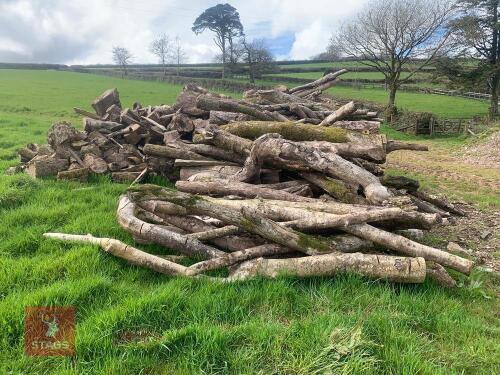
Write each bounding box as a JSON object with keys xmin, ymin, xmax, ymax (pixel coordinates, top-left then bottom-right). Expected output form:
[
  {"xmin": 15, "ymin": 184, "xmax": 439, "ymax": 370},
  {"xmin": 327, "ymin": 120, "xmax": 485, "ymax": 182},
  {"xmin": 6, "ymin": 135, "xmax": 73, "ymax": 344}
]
[{"xmin": 25, "ymin": 306, "xmax": 75, "ymax": 356}]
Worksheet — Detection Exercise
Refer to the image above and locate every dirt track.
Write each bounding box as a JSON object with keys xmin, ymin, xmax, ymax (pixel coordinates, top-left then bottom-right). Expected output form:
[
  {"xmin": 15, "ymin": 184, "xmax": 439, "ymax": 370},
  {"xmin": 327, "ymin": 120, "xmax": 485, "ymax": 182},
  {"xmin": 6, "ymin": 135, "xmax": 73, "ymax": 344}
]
[{"xmin": 386, "ymin": 138, "xmax": 500, "ymax": 271}]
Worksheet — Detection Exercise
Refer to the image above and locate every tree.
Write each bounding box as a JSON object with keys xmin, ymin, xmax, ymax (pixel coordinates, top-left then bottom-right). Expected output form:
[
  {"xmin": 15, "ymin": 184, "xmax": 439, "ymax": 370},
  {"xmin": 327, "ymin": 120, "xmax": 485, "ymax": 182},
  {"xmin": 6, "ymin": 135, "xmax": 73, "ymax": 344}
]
[
  {"xmin": 449, "ymin": 0, "xmax": 500, "ymax": 119},
  {"xmin": 192, "ymin": 3, "xmax": 244, "ymax": 79},
  {"xmin": 112, "ymin": 46, "xmax": 133, "ymax": 78},
  {"xmin": 335, "ymin": 0, "xmax": 455, "ymax": 116},
  {"xmin": 241, "ymin": 39, "xmax": 274, "ymax": 83},
  {"xmin": 172, "ymin": 36, "xmax": 188, "ymax": 76},
  {"xmin": 150, "ymin": 33, "xmax": 172, "ymax": 76}
]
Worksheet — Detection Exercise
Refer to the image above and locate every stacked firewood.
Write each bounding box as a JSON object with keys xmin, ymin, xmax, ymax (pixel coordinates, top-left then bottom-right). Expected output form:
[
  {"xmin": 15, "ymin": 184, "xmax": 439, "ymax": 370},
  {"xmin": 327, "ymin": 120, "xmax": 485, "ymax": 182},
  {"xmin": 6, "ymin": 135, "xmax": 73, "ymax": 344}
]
[{"xmin": 12, "ymin": 71, "xmax": 473, "ymax": 285}]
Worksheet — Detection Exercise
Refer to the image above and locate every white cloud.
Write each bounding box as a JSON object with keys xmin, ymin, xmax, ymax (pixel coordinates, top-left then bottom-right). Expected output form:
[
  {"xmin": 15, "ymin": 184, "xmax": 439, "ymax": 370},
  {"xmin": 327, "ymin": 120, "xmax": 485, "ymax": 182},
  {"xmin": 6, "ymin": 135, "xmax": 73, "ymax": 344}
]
[{"xmin": 0, "ymin": 0, "xmax": 367, "ymax": 64}]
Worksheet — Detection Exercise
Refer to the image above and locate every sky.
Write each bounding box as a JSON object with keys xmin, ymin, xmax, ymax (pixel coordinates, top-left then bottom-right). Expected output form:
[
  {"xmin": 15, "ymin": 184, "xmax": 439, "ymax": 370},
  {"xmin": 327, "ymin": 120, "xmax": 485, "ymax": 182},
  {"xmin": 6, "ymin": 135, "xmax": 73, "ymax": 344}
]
[{"xmin": 0, "ymin": 0, "xmax": 367, "ymax": 65}]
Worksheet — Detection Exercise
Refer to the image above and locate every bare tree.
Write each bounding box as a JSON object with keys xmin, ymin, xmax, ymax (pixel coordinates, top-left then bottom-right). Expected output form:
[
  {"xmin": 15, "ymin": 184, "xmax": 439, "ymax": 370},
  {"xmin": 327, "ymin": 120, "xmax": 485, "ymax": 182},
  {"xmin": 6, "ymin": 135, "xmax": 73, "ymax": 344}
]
[
  {"xmin": 172, "ymin": 36, "xmax": 187, "ymax": 76},
  {"xmin": 335, "ymin": 0, "xmax": 455, "ymax": 115},
  {"xmin": 449, "ymin": 0, "xmax": 500, "ymax": 119},
  {"xmin": 150, "ymin": 33, "xmax": 172, "ymax": 76},
  {"xmin": 241, "ymin": 39, "xmax": 274, "ymax": 83},
  {"xmin": 112, "ymin": 46, "xmax": 133, "ymax": 78},
  {"xmin": 314, "ymin": 36, "xmax": 342, "ymax": 61}
]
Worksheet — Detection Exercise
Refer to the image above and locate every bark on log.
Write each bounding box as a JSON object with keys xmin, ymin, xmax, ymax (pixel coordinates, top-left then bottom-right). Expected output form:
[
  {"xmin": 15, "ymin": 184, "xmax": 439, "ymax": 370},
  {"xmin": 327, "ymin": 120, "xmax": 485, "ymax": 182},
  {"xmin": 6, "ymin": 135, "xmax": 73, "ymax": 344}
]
[
  {"xmin": 186, "ymin": 244, "xmax": 289, "ymax": 275},
  {"xmin": 382, "ymin": 175, "xmax": 420, "ymax": 192},
  {"xmin": 386, "ymin": 141, "xmax": 429, "ymax": 153},
  {"xmin": 83, "ymin": 118, "xmax": 126, "ymax": 133},
  {"xmin": 170, "ymin": 142, "xmax": 246, "ymax": 164},
  {"xmin": 143, "ymin": 144, "xmax": 212, "ymax": 161},
  {"xmin": 44, "ymin": 232, "xmax": 186, "ymax": 275},
  {"xmin": 174, "ymin": 160, "xmax": 240, "ymax": 167},
  {"xmin": 83, "ymin": 154, "xmax": 108, "ymax": 174},
  {"xmin": 290, "ymin": 69, "xmax": 348, "ymax": 94},
  {"xmin": 331, "ymin": 121, "xmax": 380, "ymax": 134},
  {"xmin": 299, "ymin": 172, "xmax": 367, "ymax": 204},
  {"xmin": 180, "ymin": 165, "xmax": 242, "ymax": 181},
  {"xmin": 175, "ymin": 179, "xmax": 316, "ymax": 202},
  {"xmin": 302, "ymin": 140, "xmax": 386, "ymax": 163},
  {"xmin": 197, "ymin": 95, "xmax": 279, "ymax": 121},
  {"xmin": 193, "ymin": 126, "xmax": 252, "ymax": 156},
  {"xmin": 129, "ymin": 187, "xmax": 348, "ymax": 255},
  {"xmin": 118, "ymin": 195, "xmax": 225, "ymax": 259},
  {"xmin": 228, "ymin": 252, "xmax": 426, "ymax": 283},
  {"xmin": 411, "ymin": 191, "xmax": 465, "ymax": 216},
  {"xmin": 209, "ymin": 111, "xmax": 253, "ymax": 125},
  {"xmin": 74, "ymin": 107, "xmax": 101, "ymax": 120},
  {"xmin": 343, "ymin": 224, "xmax": 472, "ymax": 275},
  {"xmin": 235, "ymin": 134, "xmax": 391, "ymax": 204},
  {"xmin": 320, "ymin": 101, "xmax": 356, "ymax": 125}
]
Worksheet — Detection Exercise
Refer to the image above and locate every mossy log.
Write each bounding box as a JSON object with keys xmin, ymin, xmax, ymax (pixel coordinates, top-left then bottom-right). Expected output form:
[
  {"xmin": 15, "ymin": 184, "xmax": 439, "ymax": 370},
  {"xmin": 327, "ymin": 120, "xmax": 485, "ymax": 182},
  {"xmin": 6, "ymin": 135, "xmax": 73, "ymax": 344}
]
[{"xmin": 221, "ymin": 121, "xmax": 350, "ymax": 143}]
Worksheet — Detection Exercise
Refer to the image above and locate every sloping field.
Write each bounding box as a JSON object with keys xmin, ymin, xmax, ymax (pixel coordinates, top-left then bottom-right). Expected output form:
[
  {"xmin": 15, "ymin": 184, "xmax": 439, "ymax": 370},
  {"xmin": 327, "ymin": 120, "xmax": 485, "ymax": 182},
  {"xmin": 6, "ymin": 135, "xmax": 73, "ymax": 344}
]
[{"xmin": 0, "ymin": 70, "xmax": 498, "ymax": 374}]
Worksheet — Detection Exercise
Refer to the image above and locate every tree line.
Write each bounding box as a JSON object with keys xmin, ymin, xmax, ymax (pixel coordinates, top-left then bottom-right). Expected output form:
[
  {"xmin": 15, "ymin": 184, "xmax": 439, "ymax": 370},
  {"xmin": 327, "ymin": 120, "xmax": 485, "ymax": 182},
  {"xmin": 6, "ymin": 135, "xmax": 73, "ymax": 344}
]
[{"xmin": 112, "ymin": 1, "xmax": 499, "ymax": 119}]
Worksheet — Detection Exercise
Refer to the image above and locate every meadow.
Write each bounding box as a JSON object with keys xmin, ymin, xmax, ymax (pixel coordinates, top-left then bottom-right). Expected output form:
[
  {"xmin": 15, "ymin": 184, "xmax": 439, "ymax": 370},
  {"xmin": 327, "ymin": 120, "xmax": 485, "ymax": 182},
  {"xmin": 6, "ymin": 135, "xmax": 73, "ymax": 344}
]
[{"xmin": 0, "ymin": 70, "xmax": 498, "ymax": 374}]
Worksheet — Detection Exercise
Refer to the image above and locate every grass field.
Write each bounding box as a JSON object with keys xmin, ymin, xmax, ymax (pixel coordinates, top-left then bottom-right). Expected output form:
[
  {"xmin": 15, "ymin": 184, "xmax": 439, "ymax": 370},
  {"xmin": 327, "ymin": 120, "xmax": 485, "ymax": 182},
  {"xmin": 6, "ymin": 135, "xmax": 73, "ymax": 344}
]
[
  {"xmin": 268, "ymin": 71, "xmax": 429, "ymax": 81},
  {"xmin": 0, "ymin": 70, "xmax": 499, "ymax": 374}
]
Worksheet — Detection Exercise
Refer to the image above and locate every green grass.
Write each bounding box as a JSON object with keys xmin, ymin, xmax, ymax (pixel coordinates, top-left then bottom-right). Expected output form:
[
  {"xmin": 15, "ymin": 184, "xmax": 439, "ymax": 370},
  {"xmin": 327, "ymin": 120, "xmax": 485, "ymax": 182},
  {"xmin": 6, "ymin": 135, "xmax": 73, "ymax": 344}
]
[{"xmin": 0, "ymin": 70, "xmax": 499, "ymax": 374}]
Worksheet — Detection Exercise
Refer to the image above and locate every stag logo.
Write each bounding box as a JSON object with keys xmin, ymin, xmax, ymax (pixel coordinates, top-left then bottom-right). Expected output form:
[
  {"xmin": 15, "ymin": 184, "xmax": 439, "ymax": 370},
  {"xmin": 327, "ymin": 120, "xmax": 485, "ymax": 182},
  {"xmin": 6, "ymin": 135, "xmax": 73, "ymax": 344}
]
[
  {"xmin": 25, "ymin": 306, "xmax": 75, "ymax": 356},
  {"xmin": 41, "ymin": 315, "xmax": 59, "ymax": 338}
]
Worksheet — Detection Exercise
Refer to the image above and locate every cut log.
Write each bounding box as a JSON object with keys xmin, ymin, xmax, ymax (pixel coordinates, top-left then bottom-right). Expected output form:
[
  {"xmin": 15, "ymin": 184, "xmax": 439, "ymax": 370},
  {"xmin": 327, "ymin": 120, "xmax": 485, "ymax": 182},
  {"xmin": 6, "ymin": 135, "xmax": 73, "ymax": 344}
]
[
  {"xmin": 57, "ymin": 167, "xmax": 89, "ymax": 182},
  {"xmin": 170, "ymin": 112, "xmax": 195, "ymax": 134},
  {"xmin": 193, "ymin": 126, "xmax": 252, "ymax": 156},
  {"xmin": 170, "ymin": 142, "xmax": 246, "ymax": 164},
  {"xmin": 180, "ymin": 165, "xmax": 242, "ymax": 181},
  {"xmin": 174, "ymin": 160, "xmax": 240, "ymax": 167},
  {"xmin": 302, "ymin": 140, "xmax": 387, "ymax": 163},
  {"xmin": 235, "ymin": 134, "xmax": 391, "ymax": 204},
  {"xmin": 118, "ymin": 195, "xmax": 225, "ymax": 259},
  {"xmin": 83, "ymin": 154, "xmax": 108, "ymax": 174},
  {"xmin": 27, "ymin": 157, "xmax": 69, "ymax": 178},
  {"xmin": 83, "ymin": 118, "xmax": 126, "ymax": 133},
  {"xmin": 221, "ymin": 121, "xmax": 349, "ymax": 143},
  {"xmin": 209, "ymin": 111, "xmax": 253, "ymax": 125},
  {"xmin": 47, "ymin": 121, "xmax": 86, "ymax": 149},
  {"xmin": 112, "ymin": 172, "xmax": 142, "ymax": 183},
  {"xmin": 299, "ymin": 172, "xmax": 367, "ymax": 204},
  {"xmin": 73, "ymin": 107, "xmax": 100, "ymax": 120},
  {"xmin": 228, "ymin": 252, "xmax": 426, "ymax": 283},
  {"xmin": 331, "ymin": 120, "xmax": 380, "ymax": 134},
  {"xmin": 92, "ymin": 88, "xmax": 121, "ymax": 117},
  {"xmin": 382, "ymin": 175, "xmax": 420, "ymax": 192},
  {"xmin": 320, "ymin": 101, "xmax": 356, "ymax": 125},
  {"xmin": 175, "ymin": 179, "xmax": 316, "ymax": 202},
  {"xmin": 411, "ymin": 191, "xmax": 466, "ymax": 216},
  {"xmin": 290, "ymin": 69, "xmax": 348, "ymax": 94},
  {"xmin": 143, "ymin": 144, "xmax": 211, "ymax": 161},
  {"xmin": 386, "ymin": 141, "xmax": 429, "ymax": 153},
  {"xmin": 196, "ymin": 95, "xmax": 279, "ymax": 121}
]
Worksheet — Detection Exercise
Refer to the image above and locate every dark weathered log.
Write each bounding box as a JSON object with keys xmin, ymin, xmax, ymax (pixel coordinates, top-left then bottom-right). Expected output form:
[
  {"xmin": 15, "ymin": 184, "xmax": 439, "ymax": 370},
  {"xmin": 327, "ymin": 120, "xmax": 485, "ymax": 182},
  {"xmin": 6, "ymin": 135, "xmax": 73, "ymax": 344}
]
[
  {"xmin": 197, "ymin": 95, "xmax": 281, "ymax": 121},
  {"xmin": 18, "ymin": 147, "xmax": 37, "ymax": 163},
  {"xmin": 175, "ymin": 179, "xmax": 315, "ymax": 202},
  {"xmin": 228, "ymin": 252, "xmax": 426, "ymax": 283},
  {"xmin": 170, "ymin": 112, "xmax": 195, "ymax": 134},
  {"xmin": 290, "ymin": 69, "xmax": 348, "ymax": 94},
  {"xmin": 351, "ymin": 158, "xmax": 385, "ymax": 176},
  {"xmin": 299, "ymin": 172, "xmax": 366, "ymax": 204},
  {"xmin": 112, "ymin": 172, "xmax": 142, "ymax": 183},
  {"xmin": 411, "ymin": 191, "xmax": 466, "ymax": 216},
  {"xmin": 382, "ymin": 175, "xmax": 420, "ymax": 192},
  {"xmin": 47, "ymin": 122, "xmax": 86, "ymax": 149},
  {"xmin": 26, "ymin": 157, "xmax": 69, "ymax": 178},
  {"xmin": 320, "ymin": 101, "xmax": 357, "ymax": 125},
  {"xmin": 92, "ymin": 88, "xmax": 121, "ymax": 117},
  {"xmin": 118, "ymin": 195, "xmax": 225, "ymax": 259},
  {"xmin": 409, "ymin": 195, "xmax": 450, "ymax": 217}
]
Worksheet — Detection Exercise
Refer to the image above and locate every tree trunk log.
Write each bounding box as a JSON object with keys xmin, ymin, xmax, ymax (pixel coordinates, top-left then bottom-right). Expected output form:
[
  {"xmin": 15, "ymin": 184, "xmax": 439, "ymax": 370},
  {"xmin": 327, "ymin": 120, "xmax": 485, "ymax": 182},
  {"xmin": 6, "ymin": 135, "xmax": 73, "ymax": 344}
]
[
  {"xmin": 320, "ymin": 101, "xmax": 357, "ymax": 125},
  {"xmin": 228, "ymin": 252, "xmax": 426, "ymax": 283},
  {"xmin": 197, "ymin": 95, "xmax": 280, "ymax": 121},
  {"xmin": 143, "ymin": 144, "xmax": 212, "ymax": 161},
  {"xmin": 290, "ymin": 69, "xmax": 348, "ymax": 94}
]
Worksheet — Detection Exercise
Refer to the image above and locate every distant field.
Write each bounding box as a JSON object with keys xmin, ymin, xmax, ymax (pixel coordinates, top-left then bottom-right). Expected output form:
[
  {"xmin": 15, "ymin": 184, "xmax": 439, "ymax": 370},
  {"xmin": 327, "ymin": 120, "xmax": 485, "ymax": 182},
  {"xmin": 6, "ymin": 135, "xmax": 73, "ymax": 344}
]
[
  {"xmin": 326, "ymin": 86, "xmax": 489, "ymax": 118},
  {"xmin": 268, "ymin": 71, "xmax": 430, "ymax": 81},
  {"xmin": 0, "ymin": 70, "xmax": 499, "ymax": 374}
]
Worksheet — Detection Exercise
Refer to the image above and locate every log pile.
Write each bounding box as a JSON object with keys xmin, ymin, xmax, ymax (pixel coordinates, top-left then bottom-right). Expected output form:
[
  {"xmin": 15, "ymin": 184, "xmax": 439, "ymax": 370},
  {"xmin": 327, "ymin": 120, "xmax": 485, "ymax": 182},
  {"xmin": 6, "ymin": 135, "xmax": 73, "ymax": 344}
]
[{"xmin": 10, "ymin": 74, "xmax": 472, "ymax": 285}]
